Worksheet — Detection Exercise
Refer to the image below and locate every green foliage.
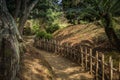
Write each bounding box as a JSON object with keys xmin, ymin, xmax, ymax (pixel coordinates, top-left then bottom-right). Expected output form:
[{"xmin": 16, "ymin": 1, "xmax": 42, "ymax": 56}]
[
  {"xmin": 46, "ymin": 24, "xmax": 60, "ymax": 33},
  {"xmin": 44, "ymin": 33, "xmax": 53, "ymax": 40},
  {"xmin": 36, "ymin": 31, "xmax": 47, "ymax": 38},
  {"xmin": 30, "ymin": 19, "xmax": 41, "ymax": 34},
  {"xmin": 30, "ymin": 0, "xmax": 62, "ymax": 29},
  {"xmin": 32, "ymin": 25, "xmax": 40, "ymax": 34},
  {"xmin": 36, "ymin": 30, "xmax": 53, "ymax": 40}
]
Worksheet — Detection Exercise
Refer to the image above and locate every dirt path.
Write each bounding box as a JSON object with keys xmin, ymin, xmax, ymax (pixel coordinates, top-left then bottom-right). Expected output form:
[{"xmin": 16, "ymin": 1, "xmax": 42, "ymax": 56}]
[
  {"xmin": 38, "ymin": 50, "xmax": 93, "ymax": 80},
  {"xmin": 22, "ymin": 36, "xmax": 93, "ymax": 80},
  {"xmin": 19, "ymin": 37, "xmax": 56, "ymax": 80}
]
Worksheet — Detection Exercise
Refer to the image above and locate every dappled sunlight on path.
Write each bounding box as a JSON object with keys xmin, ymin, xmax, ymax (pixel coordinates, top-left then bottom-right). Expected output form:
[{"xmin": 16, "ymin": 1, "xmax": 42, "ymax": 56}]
[{"xmin": 39, "ymin": 50, "xmax": 93, "ymax": 80}]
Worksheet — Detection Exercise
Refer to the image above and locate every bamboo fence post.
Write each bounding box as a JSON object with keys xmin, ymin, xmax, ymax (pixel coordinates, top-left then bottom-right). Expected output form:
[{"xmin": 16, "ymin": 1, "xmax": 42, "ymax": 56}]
[
  {"xmin": 46, "ymin": 39, "xmax": 48, "ymax": 51},
  {"xmin": 59, "ymin": 42, "xmax": 61, "ymax": 55},
  {"xmin": 50, "ymin": 39, "xmax": 52, "ymax": 51},
  {"xmin": 52, "ymin": 40, "xmax": 54, "ymax": 52},
  {"xmin": 64, "ymin": 43, "xmax": 67, "ymax": 57},
  {"xmin": 48, "ymin": 40, "xmax": 50, "ymax": 51},
  {"xmin": 56, "ymin": 41, "xmax": 58, "ymax": 53},
  {"xmin": 119, "ymin": 60, "xmax": 120, "ymax": 80},
  {"xmin": 43, "ymin": 39, "xmax": 45, "ymax": 50},
  {"xmin": 43, "ymin": 39, "xmax": 44, "ymax": 49},
  {"xmin": 85, "ymin": 47, "xmax": 88, "ymax": 70},
  {"xmin": 60, "ymin": 43, "xmax": 62, "ymax": 56},
  {"xmin": 95, "ymin": 51, "xmax": 99, "ymax": 80},
  {"xmin": 53, "ymin": 40, "xmax": 55, "ymax": 52},
  {"xmin": 64, "ymin": 44, "xmax": 66, "ymax": 56},
  {"xmin": 76, "ymin": 49, "xmax": 78, "ymax": 62},
  {"xmin": 81, "ymin": 46, "xmax": 84, "ymax": 68},
  {"xmin": 70, "ymin": 47, "xmax": 73, "ymax": 59},
  {"xmin": 53, "ymin": 40, "xmax": 56, "ymax": 53},
  {"xmin": 109, "ymin": 56, "xmax": 113, "ymax": 80},
  {"xmin": 41, "ymin": 39, "xmax": 43, "ymax": 48},
  {"xmin": 45, "ymin": 39, "xmax": 47, "ymax": 51},
  {"xmin": 77, "ymin": 49, "xmax": 80, "ymax": 64},
  {"xmin": 41, "ymin": 39, "xmax": 43, "ymax": 49},
  {"xmin": 40, "ymin": 39, "xmax": 42, "ymax": 49},
  {"xmin": 73, "ymin": 48, "xmax": 76, "ymax": 61},
  {"xmin": 71, "ymin": 48, "xmax": 73, "ymax": 60},
  {"xmin": 58, "ymin": 41, "xmax": 60, "ymax": 55},
  {"xmin": 44, "ymin": 39, "xmax": 46, "ymax": 50},
  {"xmin": 61, "ymin": 44, "xmax": 62, "ymax": 56},
  {"xmin": 101, "ymin": 54, "xmax": 105, "ymax": 80},
  {"xmin": 54, "ymin": 40, "xmax": 57, "ymax": 54},
  {"xmin": 45, "ymin": 39, "xmax": 47, "ymax": 50},
  {"xmin": 49, "ymin": 40, "xmax": 51, "ymax": 51},
  {"xmin": 38, "ymin": 39, "xmax": 40, "ymax": 48},
  {"xmin": 72, "ymin": 48, "xmax": 74, "ymax": 61},
  {"xmin": 51, "ymin": 40, "xmax": 53, "ymax": 52},
  {"xmin": 90, "ymin": 48, "xmax": 93, "ymax": 74},
  {"xmin": 59, "ymin": 42, "xmax": 61, "ymax": 54},
  {"xmin": 62, "ymin": 45, "xmax": 64, "ymax": 55},
  {"xmin": 66, "ymin": 43, "xmax": 69, "ymax": 57},
  {"xmin": 56, "ymin": 40, "xmax": 59, "ymax": 54}
]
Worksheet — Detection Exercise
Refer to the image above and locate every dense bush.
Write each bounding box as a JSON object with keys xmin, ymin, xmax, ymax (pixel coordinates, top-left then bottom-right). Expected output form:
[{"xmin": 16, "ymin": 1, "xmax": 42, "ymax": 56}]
[
  {"xmin": 46, "ymin": 24, "xmax": 59, "ymax": 33},
  {"xmin": 32, "ymin": 25, "xmax": 40, "ymax": 34},
  {"xmin": 44, "ymin": 33, "xmax": 53, "ymax": 40},
  {"xmin": 36, "ymin": 31, "xmax": 46, "ymax": 38},
  {"xmin": 36, "ymin": 30, "xmax": 53, "ymax": 40}
]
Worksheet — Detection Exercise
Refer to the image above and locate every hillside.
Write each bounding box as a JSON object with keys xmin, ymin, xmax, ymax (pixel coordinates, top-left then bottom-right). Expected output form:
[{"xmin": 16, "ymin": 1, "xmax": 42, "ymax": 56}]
[
  {"xmin": 53, "ymin": 23, "xmax": 120, "ymax": 67},
  {"xmin": 54, "ymin": 23, "xmax": 112, "ymax": 52}
]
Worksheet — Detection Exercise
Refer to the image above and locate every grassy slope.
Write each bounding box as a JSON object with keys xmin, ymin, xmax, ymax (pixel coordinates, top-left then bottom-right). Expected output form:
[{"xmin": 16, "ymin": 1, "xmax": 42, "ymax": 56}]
[
  {"xmin": 54, "ymin": 23, "xmax": 110, "ymax": 50},
  {"xmin": 53, "ymin": 23, "xmax": 120, "ymax": 67}
]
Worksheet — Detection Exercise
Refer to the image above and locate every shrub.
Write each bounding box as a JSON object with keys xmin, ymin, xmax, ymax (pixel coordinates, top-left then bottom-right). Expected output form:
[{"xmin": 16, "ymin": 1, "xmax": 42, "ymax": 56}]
[
  {"xmin": 46, "ymin": 24, "xmax": 59, "ymax": 33},
  {"xmin": 36, "ymin": 31, "xmax": 47, "ymax": 38},
  {"xmin": 44, "ymin": 33, "xmax": 53, "ymax": 40},
  {"xmin": 32, "ymin": 25, "xmax": 40, "ymax": 34},
  {"xmin": 36, "ymin": 30, "xmax": 53, "ymax": 40}
]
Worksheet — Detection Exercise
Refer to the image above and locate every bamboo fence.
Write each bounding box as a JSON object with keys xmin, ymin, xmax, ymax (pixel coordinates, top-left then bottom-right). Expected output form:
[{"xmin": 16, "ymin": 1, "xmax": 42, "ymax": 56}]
[{"xmin": 34, "ymin": 38, "xmax": 120, "ymax": 80}]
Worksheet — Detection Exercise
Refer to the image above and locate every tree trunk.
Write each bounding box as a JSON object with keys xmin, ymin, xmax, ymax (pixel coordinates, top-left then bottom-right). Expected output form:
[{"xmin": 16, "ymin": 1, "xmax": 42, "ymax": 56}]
[
  {"xmin": 18, "ymin": 0, "xmax": 39, "ymax": 35},
  {"xmin": 0, "ymin": 0, "xmax": 21, "ymax": 80},
  {"xmin": 14, "ymin": 0, "xmax": 21, "ymax": 21},
  {"xmin": 103, "ymin": 13, "xmax": 120, "ymax": 51}
]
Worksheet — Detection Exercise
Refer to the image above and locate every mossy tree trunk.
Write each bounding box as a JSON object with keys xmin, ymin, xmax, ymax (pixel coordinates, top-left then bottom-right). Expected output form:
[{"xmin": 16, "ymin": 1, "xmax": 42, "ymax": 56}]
[
  {"xmin": 18, "ymin": 0, "xmax": 38, "ymax": 35},
  {"xmin": 0, "ymin": 0, "xmax": 22, "ymax": 80}
]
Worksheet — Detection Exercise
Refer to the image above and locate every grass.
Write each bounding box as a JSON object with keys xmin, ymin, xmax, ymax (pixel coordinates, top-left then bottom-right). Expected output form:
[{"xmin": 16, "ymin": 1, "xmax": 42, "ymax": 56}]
[{"xmin": 53, "ymin": 22, "xmax": 120, "ymax": 69}]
